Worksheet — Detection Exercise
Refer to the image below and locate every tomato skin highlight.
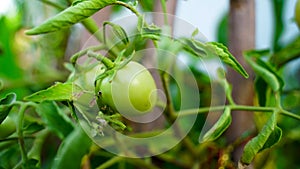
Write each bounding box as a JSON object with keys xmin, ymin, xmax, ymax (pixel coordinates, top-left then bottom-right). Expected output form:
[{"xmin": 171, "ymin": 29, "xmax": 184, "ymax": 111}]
[
  {"xmin": 295, "ymin": 0, "xmax": 300, "ymax": 28},
  {"xmin": 96, "ymin": 61, "xmax": 157, "ymax": 115}
]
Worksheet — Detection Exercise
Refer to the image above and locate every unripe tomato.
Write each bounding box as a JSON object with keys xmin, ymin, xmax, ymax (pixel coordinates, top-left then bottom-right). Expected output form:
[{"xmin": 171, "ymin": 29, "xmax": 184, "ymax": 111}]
[
  {"xmin": 96, "ymin": 61, "xmax": 157, "ymax": 115},
  {"xmin": 0, "ymin": 116, "xmax": 16, "ymax": 139},
  {"xmin": 295, "ymin": 0, "xmax": 300, "ymax": 28}
]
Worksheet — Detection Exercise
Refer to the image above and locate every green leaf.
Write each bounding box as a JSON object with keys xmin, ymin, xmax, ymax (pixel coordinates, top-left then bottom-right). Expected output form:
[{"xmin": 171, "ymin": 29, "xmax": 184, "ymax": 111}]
[
  {"xmin": 23, "ymin": 122, "xmax": 44, "ymax": 135},
  {"xmin": 245, "ymin": 56, "xmax": 280, "ymax": 91},
  {"xmin": 103, "ymin": 21, "xmax": 129, "ymax": 45},
  {"xmin": 243, "ymin": 49, "xmax": 270, "ymax": 58},
  {"xmin": 0, "ymin": 17, "xmax": 22, "ymax": 79},
  {"xmin": 260, "ymin": 126, "xmax": 282, "ymax": 151},
  {"xmin": 22, "ymin": 159, "xmax": 39, "ymax": 169},
  {"xmin": 271, "ymin": 0, "xmax": 284, "ymax": 52},
  {"xmin": 191, "ymin": 28, "xmax": 199, "ymax": 38},
  {"xmin": 206, "ymin": 42, "xmax": 249, "ymax": 78},
  {"xmin": 52, "ymin": 126, "xmax": 91, "ymax": 169},
  {"xmin": 200, "ymin": 107, "xmax": 232, "ymax": 142},
  {"xmin": 25, "ymin": 0, "xmax": 116, "ymax": 35},
  {"xmin": 35, "ymin": 101, "xmax": 74, "ymax": 139},
  {"xmin": 137, "ymin": 17, "xmax": 162, "ymax": 40},
  {"xmin": 180, "ymin": 39, "xmax": 248, "ymax": 78},
  {"xmin": 256, "ymin": 58, "xmax": 284, "ymax": 89},
  {"xmin": 180, "ymin": 38, "xmax": 207, "ymax": 57},
  {"xmin": 243, "ymin": 49, "xmax": 282, "ymax": 105},
  {"xmin": 271, "ymin": 37, "xmax": 300, "ymax": 67},
  {"xmin": 138, "ymin": 0, "xmax": 154, "ymax": 11},
  {"xmin": 0, "ymin": 93, "xmax": 16, "ymax": 124},
  {"xmin": 241, "ymin": 112, "xmax": 278, "ymax": 165},
  {"xmin": 24, "ymin": 82, "xmax": 80, "ymax": 102}
]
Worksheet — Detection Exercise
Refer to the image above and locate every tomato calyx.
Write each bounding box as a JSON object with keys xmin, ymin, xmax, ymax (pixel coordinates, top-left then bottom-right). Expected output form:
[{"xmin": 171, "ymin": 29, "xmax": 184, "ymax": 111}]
[{"xmin": 88, "ymin": 50, "xmax": 135, "ymax": 84}]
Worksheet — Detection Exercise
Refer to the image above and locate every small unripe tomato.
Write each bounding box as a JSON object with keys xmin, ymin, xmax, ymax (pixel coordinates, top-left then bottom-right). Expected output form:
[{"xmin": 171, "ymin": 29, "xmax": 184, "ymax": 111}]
[
  {"xmin": 96, "ymin": 61, "xmax": 157, "ymax": 115},
  {"xmin": 0, "ymin": 116, "xmax": 16, "ymax": 139},
  {"xmin": 295, "ymin": 0, "xmax": 300, "ymax": 28}
]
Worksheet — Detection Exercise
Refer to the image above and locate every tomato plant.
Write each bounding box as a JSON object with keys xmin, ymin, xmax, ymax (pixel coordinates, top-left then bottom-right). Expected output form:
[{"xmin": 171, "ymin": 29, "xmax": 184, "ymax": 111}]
[{"xmin": 0, "ymin": 0, "xmax": 300, "ymax": 169}]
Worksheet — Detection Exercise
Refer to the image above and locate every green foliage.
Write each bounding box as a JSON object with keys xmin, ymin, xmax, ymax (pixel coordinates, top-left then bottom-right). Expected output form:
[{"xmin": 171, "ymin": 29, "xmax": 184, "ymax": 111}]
[
  {"xmin": 25, "ymin": 0, "xmax": 117, "ymax": 35},
  {"xmin": 206, "ymin": 42, "xmax": 249, "ymax": 78},
  {"xmin": 24, "ymin": 82, "xmax": 79, "ymax": 102},
  {"xmin": 241, "ymin": 113, "xmax": 281, "ymax": 165},
  {"xmin": 103, "ymin": 21, "xmax": 129, "ymax": 45},
  {"xmin": 271, "ymin": 37, "xmax": 300, "ymax": 67},
  {"xmin": 245, "ymin": 54, "xmax": 281, "ymax": 91},
  {"xmin": 200, "ymin": 107, "xmax": 232, "ymax": 143},
  {"xmin": 35, "ymin": 101, "xmax": 74, "ymax": 139},
  {"xmin": 0, "ymin": 93, "xmax": 16, "ymax": 124},
  {"xmin": 0, "ymin": 17, "xmax": 22, "ymax": 79},
  {"xmin": 51, "ymin": 126, "xmax": 91, "ymax": 169},
  {"xmin": 0, "ymin": 0, "xmax": 299, "ymax": 168}
]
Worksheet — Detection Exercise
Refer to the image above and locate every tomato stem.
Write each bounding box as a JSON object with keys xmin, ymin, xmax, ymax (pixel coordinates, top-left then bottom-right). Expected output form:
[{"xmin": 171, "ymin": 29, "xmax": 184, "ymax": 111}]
[
  {"xmin": 279, "ymin": 109, "xmax": 300, "ymax": 121},
  {"xmin": 178, "ymin": 105, "xmax": 300, "ymax": 121},
  {"xmin": 87, "ymin": 51, "xmax": 115, "ymax": 69},
  {"xmin": 96, "ymin": 156, "xmax": 123, "ymax": 169},
  {"xmin": 16, "ymin": 103, "xmax": 30, "ymax": 165},
  {"xmin": 70, "ymin": 45, "xmax": 106, "ymax": 65},
  {"xmin": 112, "ymin": 1, "xmax": 141, "ymax": 17}
]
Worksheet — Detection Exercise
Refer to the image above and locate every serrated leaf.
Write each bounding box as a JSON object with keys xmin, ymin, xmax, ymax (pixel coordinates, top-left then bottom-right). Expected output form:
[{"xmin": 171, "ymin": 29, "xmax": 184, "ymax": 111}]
[
  {"xmin": 206, "ymin": 42, "xmax": 249, "ymax": 78},
  {"xmin": 200, "ymin": 107, "xmax": 232, "ymax": 142},
  {"xmin": 140, "ymin": 24, "xmax": 162, "ymax": 40},
  {"xmin": 180, "ymin": 38, "xmax": 207, "ymax": 57},
  {"xmin": 180, "ymin": 39, "xmax": 248, "ymax": 78},
  {"xmin": 0, "ymin": 93, "xmax": 16, "ymax": 124},
  {"xmin": 103, "ymin": 21, "xmax": 129, "ymax": 45},
  {"xmin": 241, "ymin": 112, "xmax": 278, "ymax": 165},
  {"xmin": 52, "ymin": 126, "xmax": 91, "ymax": 169},
  {"xmin": 24, "ymin": 82, "xmax": 80, "ymax": 102},
  {"xmin": 25, "ymin": 0, "xmax": 116, "ymax": 35},
  {"xmin": 35, "ymin": 101, "xmax": 74, "ymax": 139}
]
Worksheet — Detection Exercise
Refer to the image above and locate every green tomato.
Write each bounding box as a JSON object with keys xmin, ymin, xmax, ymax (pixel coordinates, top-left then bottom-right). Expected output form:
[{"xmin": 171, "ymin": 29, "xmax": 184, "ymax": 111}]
[
  {"xmin": 96, "ymin": 61, "xmax": 157, "ymax": 115},
  {"xmin": 295, "ymin": 0, "xmax": 300, "ymax": 28},
  {"xmin": 0, "ymin": 116, "xmax": 16, "ymax": 139}
]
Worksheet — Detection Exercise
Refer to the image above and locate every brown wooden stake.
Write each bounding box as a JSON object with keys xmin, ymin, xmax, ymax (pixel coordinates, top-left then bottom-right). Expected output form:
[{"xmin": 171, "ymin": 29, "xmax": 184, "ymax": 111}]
[{"xmin": 227, "ymin": 0, "xmax": 255, "ymax": 163}]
